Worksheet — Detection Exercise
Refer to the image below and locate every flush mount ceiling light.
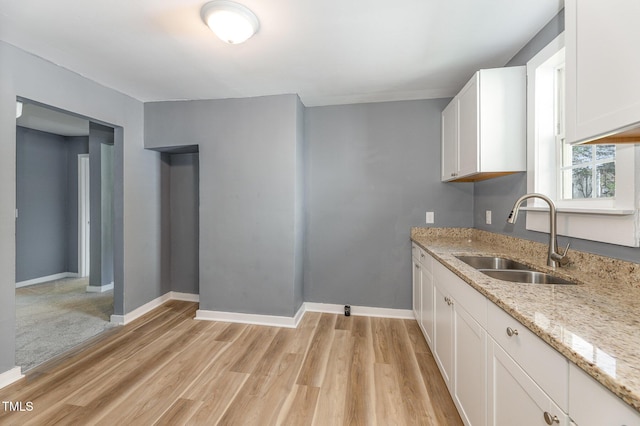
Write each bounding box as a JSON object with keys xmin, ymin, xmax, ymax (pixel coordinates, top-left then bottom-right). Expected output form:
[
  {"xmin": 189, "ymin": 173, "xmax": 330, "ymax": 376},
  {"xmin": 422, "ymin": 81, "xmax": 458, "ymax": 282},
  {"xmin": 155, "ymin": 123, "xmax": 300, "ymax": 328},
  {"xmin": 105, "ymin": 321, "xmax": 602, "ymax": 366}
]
[{"xmin": 201, "ymin": 1, "xmax": 259, "ymax": 44}]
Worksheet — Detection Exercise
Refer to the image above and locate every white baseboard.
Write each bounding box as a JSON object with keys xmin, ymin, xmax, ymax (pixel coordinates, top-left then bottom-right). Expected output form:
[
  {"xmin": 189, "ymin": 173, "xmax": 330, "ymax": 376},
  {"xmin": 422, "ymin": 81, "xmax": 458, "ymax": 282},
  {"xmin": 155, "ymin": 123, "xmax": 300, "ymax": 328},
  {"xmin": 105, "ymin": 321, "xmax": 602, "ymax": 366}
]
[
  {"xmin": 195, "ymin": 303, "xmax": 306, "ymax": 329},
  {"xmin": 16, "ymin": 272, "xmax": 79, "ymax": 288},
  {"xmin": 110, "ymin": 291, "xmax": 411, "ymax": 329},
  {"xmin": 195, "ymin": 302, "xmax": 413, "ymax": 328},
  {"xmin": 110, "ymin": 291, "xmax": 200, "ymax": 325},
  {"xmin": 86, "ymin": 283, "xmax": 114, "ymax": 293},
  {"xmin": 0, "ymin": 367, "xmax": 23, "ymax": 390},
  {"xmin": 169, "ymin": 292, "xmax": 200, "ymax": 303},
  {"xmin": 304, "ymin": 302, "xmax": 414, "ymax": 319}
]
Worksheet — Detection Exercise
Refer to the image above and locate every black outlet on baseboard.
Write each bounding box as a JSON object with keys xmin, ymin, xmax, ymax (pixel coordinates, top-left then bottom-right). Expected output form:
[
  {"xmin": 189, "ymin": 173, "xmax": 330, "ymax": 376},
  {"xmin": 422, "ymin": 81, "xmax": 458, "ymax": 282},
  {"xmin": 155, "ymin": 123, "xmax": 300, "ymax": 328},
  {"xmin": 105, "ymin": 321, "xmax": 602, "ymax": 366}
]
[{"xmin": 344, "ymin": 305, "xmax": 351, "ymax": 316}]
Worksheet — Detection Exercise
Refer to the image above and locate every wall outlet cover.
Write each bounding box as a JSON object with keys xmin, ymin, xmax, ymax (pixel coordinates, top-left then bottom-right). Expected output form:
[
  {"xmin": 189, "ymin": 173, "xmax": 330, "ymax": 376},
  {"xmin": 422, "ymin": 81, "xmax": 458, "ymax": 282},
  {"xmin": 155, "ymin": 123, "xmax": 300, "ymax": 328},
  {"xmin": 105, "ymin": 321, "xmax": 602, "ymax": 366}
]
[{"xmin": 426, "ymin": 211, "xmax": 435, "ymax": 224}]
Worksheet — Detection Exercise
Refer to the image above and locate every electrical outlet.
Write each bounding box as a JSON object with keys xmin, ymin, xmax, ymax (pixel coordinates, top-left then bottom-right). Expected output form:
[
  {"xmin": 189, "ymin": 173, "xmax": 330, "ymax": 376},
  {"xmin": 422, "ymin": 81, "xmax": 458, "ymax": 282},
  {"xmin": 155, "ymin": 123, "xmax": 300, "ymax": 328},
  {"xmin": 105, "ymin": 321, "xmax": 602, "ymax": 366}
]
[
  {"xmin": 486, "ymin": 210, "xmax": 492, "ymax": 225},
  {"xmin": 426, "ymin": 211, "xmax": 435, "ymax": 224}
]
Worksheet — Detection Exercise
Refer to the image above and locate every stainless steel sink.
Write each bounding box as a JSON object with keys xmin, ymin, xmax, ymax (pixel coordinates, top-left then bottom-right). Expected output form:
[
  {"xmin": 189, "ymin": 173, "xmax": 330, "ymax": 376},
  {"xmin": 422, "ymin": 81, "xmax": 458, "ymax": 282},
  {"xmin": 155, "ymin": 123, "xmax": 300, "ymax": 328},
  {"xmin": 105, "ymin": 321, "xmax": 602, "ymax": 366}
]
[
  {"xmin": 456, "ymin": 256, "xmax": 532, "ymax": 271},
  {"xmin": 480, "ymin": 269, "xmax": 576, "ymax": 285},
  {"xmin": 455, "ymin": 255, "xmax": 576, "ymax": 285}
]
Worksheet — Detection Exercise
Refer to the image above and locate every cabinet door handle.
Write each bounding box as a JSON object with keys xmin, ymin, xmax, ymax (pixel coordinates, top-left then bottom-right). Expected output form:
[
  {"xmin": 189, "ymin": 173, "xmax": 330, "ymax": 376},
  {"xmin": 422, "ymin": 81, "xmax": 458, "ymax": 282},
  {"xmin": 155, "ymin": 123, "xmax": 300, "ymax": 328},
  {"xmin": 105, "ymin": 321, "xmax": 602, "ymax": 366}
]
[
  {"xmin": 543, "ymin": 411, "xmax": 559, "ymax": 425},
  {"xmin": 506, "ymin": 327, "xmax": 519, "ymax": 337}
]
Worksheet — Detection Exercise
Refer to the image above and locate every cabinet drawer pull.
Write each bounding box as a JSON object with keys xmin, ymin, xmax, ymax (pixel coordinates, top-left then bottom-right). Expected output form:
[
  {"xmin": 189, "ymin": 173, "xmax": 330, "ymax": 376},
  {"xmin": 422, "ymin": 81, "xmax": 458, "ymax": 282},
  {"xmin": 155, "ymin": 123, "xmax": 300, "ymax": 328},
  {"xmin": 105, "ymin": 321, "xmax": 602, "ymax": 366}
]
[
  {"xmin": 506, "ymin": 327, "xmax": 519, "ymax": 337},
  {"xmin": 543, "ymin": 411, "xmax": 559, "ymax": 425}
]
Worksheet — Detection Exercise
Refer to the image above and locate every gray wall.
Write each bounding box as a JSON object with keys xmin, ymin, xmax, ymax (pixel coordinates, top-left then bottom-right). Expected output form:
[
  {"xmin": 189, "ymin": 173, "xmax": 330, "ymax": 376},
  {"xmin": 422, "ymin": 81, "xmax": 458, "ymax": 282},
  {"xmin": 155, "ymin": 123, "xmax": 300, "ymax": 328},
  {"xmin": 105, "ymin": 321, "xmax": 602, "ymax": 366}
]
[
  {"xmin": 474, "ymin": 9, "xmax": 640, "ymax": 263},
  {"xmin": 169, "ymin": 153, "xmax": 199, "ymax": 295},
  {"xmin": 145, "ymin": 95, "xmax": 304, "ymax": 317},
  {"xmin": 89, "ymin": 122, "xmax": 115, "ymax": 287},
  {"xmin": 304, "ymin": 100, "xmax": 473, "ymax": 309},
  {"xmin": 1, "ymin": 40, "xmax": 161, "ymax": 374},
  {"xmin": 15, "ymin": 127, "xmax": 89, "ymax": 282},
  {"xmin": 16, "ymin": 127, "xmax": 66, "ymax": 281}
]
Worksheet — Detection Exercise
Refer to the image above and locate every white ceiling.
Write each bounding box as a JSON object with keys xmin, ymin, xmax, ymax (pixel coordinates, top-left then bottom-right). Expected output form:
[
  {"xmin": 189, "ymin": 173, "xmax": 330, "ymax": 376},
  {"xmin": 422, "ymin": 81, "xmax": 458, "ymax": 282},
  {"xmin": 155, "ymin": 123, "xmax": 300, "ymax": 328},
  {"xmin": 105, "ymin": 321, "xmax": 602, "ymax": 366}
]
[{"xmin": 0, "ymin": 0, "xmax": 563, "ymax": 107}]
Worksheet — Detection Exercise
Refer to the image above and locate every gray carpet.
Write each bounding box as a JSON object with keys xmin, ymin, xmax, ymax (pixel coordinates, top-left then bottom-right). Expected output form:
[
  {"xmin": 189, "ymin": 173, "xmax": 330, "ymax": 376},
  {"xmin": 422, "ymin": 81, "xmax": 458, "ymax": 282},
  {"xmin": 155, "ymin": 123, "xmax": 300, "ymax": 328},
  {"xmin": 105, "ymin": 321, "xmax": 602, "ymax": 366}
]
[{"xmin": 16, "ymin": 277, "xmax": 117, "ymax": 372}]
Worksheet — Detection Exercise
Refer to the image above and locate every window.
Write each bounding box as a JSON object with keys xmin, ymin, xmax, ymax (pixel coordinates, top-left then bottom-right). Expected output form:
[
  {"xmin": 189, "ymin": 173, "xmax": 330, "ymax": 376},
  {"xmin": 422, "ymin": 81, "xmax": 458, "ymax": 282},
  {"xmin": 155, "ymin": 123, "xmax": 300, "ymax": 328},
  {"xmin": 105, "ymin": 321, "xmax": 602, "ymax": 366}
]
[
  {"xmin": 526, "ymin": 33, "xmax": 639, "ymax": 247},
  {"xmin": 554, "ymin": 64, "xmax": 617, "ymax": 202},
  {"xmin": 560, "ymin": 144, "xmax": 615, "ymax": 200}
]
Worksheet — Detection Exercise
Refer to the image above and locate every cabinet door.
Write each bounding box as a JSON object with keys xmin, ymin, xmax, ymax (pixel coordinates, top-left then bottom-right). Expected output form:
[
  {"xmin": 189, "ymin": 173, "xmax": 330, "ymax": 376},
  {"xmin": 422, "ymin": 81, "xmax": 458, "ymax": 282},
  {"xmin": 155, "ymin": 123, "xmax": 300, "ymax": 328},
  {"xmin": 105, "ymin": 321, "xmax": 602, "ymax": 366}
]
[
  {"xmin": 441, "ymin": 99, "xmax": 458, "ymax": 181},
  {"xmin": 488, "ymin": 341, "xmax": 568, "ymax": 426},
  {"xmin": 569, "ymin": 364, "xmax": 640, "ymax": 426},
  {"xmin": 434, "ymin": 283, "xmax": 454, "ymax": 390},
  {"xmin": 566, "ymin": 0, "xmax": 640, "ymax": 143},
  {"xmin": 412, "ymin": 258, "xmax": 422, "ymax": 323},
  {"xmin": 457, "ymin": 76, "xmax": 479, "ymax": 178},
  {"xmin": 420, "ymin": 266, "xmax": 434, "ymax": 348},
  {"xmin": 454, "ymin": 304, "xmax": 487, "ymax": 426}
]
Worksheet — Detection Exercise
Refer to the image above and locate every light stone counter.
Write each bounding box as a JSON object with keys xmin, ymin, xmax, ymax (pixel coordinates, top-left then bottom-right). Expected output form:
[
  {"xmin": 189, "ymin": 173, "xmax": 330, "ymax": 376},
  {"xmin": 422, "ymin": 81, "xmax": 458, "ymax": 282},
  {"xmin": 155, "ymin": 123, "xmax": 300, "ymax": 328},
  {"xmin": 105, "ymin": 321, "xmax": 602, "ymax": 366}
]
[{"xmin": 411, "ymin": 227, "xmax": 640, "ymax": 413}]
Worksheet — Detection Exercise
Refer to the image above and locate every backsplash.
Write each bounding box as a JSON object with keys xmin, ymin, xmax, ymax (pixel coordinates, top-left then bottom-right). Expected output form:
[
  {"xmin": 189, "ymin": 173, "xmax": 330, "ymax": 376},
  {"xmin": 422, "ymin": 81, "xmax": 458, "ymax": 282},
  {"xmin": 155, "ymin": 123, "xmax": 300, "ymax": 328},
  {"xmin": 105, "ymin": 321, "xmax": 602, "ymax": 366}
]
[{"xmin": 411, "ymin": 227, "xmax": 640, "ymax": 289}]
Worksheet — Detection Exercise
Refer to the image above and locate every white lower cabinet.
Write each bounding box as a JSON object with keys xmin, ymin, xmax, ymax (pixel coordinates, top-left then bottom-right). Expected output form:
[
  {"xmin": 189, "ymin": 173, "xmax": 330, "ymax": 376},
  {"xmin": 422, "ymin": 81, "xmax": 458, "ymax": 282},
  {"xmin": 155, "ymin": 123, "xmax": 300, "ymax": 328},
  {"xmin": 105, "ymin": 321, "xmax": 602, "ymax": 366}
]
[
  {"xmin": 433, "ymin": 261, "xmax": 487, "ymax": 425},
  {"xmin": 488, "ymin": 340, "xmax": 568, "ymax": 425},
  {"xmin": 433, "ymin": 281, "xmax": 454, "ymax": 389},
  {"xmin": 454, "ymin": 303, "xmax": 487, "ymax": 426},
  {"xmin": 411, "ymin": 248, "xmax": 640, "ymax": 425},
  {"xmin": 419, "ymin": 258, "xmax": 434, "ymax": 346},
  {"xmin": 412, "ymin": 255, "xmax": 422, "ymax": 323},
  {"xmin": 569, "ymin": 364, "xmax": 640, "ymax": 426}
]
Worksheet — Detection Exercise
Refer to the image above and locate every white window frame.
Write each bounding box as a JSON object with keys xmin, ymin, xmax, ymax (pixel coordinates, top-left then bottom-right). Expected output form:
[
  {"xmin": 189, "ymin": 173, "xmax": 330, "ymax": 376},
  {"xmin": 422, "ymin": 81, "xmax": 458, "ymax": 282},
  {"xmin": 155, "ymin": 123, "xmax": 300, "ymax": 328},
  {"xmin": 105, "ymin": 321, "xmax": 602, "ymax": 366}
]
[{"xmin": 526, "ymin": 33, "xmax": 640, "ymax": 247}]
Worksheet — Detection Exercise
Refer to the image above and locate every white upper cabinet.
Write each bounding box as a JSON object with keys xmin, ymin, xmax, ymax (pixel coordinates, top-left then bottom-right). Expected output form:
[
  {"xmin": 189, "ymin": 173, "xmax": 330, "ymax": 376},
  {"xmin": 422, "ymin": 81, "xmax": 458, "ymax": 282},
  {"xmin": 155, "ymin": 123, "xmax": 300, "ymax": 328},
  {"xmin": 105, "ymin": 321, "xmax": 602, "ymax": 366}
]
[
  {"xmin": 441, "ymin": 100, "xmax": 459, "ymax": 181},
  {"xmin": 566, "ymin": 0, "xmax": 640, "ymax": 144},
  {"xmin": 441, "ymin": 66, "xmax": 526, "ymax": 182}
]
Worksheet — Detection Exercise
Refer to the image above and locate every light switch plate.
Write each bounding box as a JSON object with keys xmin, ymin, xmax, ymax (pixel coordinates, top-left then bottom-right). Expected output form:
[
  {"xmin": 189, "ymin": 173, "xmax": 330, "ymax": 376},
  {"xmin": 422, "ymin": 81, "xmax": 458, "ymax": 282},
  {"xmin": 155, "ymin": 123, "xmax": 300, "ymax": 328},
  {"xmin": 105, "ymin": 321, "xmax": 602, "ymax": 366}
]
[{"xmin": 486, "ymin": 210, "xmax": 492, "ymax": 225}]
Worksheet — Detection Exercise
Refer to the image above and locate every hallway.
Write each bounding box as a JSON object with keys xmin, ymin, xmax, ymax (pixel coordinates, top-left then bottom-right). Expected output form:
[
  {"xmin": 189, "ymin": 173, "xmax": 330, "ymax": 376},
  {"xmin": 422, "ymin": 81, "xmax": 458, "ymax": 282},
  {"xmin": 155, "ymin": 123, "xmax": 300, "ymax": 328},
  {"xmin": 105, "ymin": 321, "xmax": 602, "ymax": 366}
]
[{"xmin": 16, "ymin": 277, "xmax": 115, "ymax": 371}]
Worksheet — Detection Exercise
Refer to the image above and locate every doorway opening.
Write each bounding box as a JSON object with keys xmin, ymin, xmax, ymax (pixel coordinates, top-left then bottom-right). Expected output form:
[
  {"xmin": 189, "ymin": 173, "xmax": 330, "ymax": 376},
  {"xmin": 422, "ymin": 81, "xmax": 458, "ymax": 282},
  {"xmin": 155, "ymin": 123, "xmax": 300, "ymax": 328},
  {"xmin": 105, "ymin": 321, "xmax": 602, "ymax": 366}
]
[{"xmin": 15, "ymin": 100, "xmax": 119, "ymax": 371}]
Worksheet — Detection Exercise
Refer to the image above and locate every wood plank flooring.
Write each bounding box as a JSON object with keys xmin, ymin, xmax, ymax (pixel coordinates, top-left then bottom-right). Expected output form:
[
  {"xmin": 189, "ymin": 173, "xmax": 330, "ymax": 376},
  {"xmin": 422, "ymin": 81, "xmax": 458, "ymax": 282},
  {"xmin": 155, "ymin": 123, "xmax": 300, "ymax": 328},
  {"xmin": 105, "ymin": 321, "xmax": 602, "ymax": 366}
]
[{"xmin": 0, "ymin": 301, "xmax": 462, "ymax": 425}]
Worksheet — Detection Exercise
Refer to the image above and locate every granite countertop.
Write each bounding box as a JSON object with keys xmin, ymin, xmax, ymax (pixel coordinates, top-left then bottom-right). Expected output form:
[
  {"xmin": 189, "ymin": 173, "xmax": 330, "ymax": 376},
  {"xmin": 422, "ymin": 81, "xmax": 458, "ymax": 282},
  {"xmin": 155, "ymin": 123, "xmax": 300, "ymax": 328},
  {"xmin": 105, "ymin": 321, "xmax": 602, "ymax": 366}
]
[{"xmin": 411, "ymin": 227, "xmax": 640, "ymax": 413}]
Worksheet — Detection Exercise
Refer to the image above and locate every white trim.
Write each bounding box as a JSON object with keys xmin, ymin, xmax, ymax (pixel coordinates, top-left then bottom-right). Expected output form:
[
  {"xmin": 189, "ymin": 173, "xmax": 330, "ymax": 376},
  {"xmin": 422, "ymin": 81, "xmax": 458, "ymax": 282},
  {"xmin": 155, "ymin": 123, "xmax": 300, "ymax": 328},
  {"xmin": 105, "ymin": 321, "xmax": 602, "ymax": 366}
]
[
  {"xmin": 16, "ymin": 272, "xmax": 79, "ymax": 288},
  {"xmin": 0, "ymin": 367, "xmax": 24, "ymax": 390},
  {"xmin": 78, "ymin": 154, "xmax": 90, "ymax": 278},
  {"xmin": 521, "ymin": 206, "xmax": 635, "ymax": 216},
  {"xmin": 195, "ymin": 303, "xmax": 306, "ymax": 329},
  {"xmin": 526, "ymin": 209, "xmax": 639, "ymax": 247},
  {"xmin": 170, "ymin": 292, "xmax": 200, "ymax": 303},
  {"xmin": 86, "ymin": 283, "xmax": 114, "ymax": 293},
  {"xmin": 110, "ymin": 292, "xmax": 200, "ymax": 325},
  {"xmin": 304, "ymin": 302, "xmax": 414, "ymax": 319},
  {"xmin": 110, "ymin": 292, "xmax": 413, "ymax": 329},
  {"xmin": 110, "ymin": 293, "xmax": 172, "ymax": 325}
]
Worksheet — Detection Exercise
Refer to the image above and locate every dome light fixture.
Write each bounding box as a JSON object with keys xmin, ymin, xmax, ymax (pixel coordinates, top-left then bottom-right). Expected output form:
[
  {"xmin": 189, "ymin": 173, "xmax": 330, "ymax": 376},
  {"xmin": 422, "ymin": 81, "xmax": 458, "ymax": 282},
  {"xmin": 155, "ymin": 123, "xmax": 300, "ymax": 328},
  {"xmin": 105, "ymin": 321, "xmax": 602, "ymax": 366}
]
[{"xmin": 201, "ymin": 1, "xmax": 259, "ymax": 44}]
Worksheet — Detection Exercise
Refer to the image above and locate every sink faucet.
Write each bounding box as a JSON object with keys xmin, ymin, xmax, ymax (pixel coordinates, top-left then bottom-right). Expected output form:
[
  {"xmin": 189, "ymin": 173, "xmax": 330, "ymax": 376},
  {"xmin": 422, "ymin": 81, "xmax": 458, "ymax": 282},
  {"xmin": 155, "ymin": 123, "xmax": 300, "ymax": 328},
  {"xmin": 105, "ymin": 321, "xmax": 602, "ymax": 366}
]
[{"xmin": 507, "ymin": 193, "xmax": 570, "ymax": 268}]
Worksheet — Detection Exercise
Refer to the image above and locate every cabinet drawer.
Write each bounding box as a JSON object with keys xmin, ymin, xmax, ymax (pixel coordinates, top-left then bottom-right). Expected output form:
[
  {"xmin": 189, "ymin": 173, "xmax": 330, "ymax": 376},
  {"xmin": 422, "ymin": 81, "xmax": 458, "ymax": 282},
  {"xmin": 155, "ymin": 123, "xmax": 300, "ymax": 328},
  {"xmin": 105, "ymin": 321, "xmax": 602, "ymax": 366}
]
[
  {"xmin": 569, "ymin": 364, "xmax": 640, "ymax": 426},
  {"xmin": 417, "ymin": 247, "xmax": 432, "ymax": 273},
  {"xmin": 434, "ymin": 261, "xmax": 487, "ymax": 328},
  {"xmin": 488, "ymin": 302, "xmax": 569, "ymax": 412}
]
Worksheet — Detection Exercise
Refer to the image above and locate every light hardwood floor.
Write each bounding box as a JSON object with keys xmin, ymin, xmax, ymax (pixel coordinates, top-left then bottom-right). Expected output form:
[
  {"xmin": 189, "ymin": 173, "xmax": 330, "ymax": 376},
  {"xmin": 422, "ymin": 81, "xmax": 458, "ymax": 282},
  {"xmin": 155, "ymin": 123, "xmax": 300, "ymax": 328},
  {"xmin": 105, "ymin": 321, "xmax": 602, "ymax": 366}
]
[{"xmin": 0, "ymin": 301, "xmax": 462, "ymax": 425}]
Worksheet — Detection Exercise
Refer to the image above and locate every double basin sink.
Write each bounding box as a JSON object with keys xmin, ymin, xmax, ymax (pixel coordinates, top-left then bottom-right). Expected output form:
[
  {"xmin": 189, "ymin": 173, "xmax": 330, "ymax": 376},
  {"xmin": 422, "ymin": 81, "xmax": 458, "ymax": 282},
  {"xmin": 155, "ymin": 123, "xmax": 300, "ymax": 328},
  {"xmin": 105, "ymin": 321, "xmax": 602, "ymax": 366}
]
[{"xmin": 455, "ymin": 256, "xmax": 575, "ymax": 285}]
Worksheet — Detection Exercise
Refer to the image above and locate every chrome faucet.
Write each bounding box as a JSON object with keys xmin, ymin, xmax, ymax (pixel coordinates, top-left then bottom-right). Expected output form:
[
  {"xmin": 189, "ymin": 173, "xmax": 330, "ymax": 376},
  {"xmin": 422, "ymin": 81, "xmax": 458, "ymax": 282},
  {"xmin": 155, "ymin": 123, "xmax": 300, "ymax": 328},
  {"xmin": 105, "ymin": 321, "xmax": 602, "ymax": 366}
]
[{"xmin": 507, "ymin": 193, "xmax": 570, "ymax": 268}]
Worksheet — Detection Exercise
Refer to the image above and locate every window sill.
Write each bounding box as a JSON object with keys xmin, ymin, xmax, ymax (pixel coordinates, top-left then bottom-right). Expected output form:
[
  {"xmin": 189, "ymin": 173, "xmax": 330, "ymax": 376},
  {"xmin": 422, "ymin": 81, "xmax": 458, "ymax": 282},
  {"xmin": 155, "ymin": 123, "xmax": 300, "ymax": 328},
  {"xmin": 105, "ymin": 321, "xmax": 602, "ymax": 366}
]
[
  {"xmin": 524, "ymin": 208, "xmax": 639, "ymax": 247},
  {"xmin": 521, "ymin": 206, "xmax": 636, "ymax": 216}
]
